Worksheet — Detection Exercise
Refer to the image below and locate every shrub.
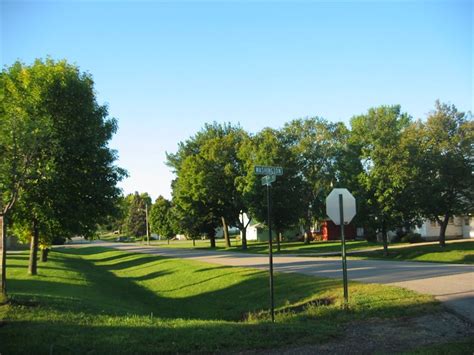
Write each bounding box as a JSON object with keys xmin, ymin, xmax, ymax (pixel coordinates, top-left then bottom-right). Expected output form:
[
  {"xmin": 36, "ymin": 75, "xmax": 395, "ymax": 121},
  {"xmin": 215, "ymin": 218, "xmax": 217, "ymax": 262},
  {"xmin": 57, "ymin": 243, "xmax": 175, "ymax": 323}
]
[{"xmin": 401, "ymin": 233, "xmax": 423, "ymax": 244}]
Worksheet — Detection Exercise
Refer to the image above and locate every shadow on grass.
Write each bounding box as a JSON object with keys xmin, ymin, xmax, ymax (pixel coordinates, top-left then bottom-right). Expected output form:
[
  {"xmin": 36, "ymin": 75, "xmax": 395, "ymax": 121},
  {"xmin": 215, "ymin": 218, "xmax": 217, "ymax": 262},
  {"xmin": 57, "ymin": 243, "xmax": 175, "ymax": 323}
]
[
  {"xmin": 356, "ymin": 241, "xmax": 474, "ymax": 264},
  {"xmin": 0, "ymin": 316, "xmax": 334, "ymax": 354},
  {"xmin": 462, "ymin": 254, "xmax": 474, "ymax": 263},
  {"xmin": 0, "ymin": 295, "xmax": 442, "ymax": 354},
  {"xmin": 104, "ymin": 255, "xmax": 164, "ymax": 271},
  {"xmin": 5, "ymin": 246, "xmax": 441, "ymax": 326},
  {"xmin": 6, "ymin": 247, "xmax": 339, "ymax": 321}
]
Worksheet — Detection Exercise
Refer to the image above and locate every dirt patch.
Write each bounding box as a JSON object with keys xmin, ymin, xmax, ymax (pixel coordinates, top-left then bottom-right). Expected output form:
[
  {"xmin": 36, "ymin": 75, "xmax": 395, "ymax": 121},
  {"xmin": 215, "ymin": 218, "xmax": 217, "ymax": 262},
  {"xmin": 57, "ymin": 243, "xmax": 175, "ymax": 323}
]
[
  {"xmin": 241, "ymin": 298, "xmax": 334, "ymax": 322},
  {"xmin": 240, "ymin": 312, "xmax": 473, "ymax": 354}
]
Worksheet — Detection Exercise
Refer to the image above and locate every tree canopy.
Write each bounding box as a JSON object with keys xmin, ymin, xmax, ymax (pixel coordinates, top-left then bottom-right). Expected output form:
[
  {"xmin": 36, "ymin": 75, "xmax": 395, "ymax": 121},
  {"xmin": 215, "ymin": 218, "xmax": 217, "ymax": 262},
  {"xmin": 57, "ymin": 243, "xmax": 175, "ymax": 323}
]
[{"xmin": 1, "ymin": 59, "xmax": 125, "ymax": 285}]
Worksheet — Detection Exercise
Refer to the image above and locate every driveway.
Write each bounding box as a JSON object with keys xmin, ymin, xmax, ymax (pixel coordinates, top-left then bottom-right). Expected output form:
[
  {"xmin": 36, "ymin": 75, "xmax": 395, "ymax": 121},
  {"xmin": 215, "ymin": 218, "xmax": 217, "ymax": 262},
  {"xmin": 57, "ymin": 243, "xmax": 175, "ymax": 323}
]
[{"xmin": 62, "ymin": 240, "xmax": 474, "ymax": 323}]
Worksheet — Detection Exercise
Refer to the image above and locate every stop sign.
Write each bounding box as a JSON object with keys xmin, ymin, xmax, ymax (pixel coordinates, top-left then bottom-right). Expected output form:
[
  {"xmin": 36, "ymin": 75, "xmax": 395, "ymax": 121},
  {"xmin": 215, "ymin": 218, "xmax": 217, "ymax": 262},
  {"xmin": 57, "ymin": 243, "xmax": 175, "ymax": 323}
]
[{"xmin": 326, "ymin": 188, "xmax": 356, "ymax": 225}]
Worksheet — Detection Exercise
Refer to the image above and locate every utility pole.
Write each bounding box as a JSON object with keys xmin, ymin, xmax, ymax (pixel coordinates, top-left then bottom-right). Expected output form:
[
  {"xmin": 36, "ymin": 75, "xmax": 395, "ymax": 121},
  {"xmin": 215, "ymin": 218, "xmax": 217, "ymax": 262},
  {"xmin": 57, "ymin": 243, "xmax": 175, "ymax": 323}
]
[{"xmin": 145, "ymin": 204, "xmax": 150, "ymax": 246}]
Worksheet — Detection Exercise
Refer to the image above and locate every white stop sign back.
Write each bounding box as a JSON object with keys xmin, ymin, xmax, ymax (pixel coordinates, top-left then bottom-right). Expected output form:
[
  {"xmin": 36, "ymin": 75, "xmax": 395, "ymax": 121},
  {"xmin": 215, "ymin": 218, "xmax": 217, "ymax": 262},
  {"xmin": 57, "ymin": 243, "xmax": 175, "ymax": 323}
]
[{"xmin": 326, "ymin": 188, "xmax": 356, "ymax": 225}]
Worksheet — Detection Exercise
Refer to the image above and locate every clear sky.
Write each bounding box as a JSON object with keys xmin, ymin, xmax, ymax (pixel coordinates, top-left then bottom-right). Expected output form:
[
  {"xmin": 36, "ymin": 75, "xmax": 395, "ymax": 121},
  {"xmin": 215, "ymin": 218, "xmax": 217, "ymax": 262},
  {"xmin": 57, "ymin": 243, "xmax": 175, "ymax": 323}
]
[{"xmin": 2, "ymin": 0, "xmax": 472, "ymax": 201}]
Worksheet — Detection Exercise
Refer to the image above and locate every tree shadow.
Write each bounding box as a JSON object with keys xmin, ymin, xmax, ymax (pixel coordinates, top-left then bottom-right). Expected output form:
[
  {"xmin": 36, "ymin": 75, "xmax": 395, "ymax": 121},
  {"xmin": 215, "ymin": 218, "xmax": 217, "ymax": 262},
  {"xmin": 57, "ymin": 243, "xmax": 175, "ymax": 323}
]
[
  {"xmin": 0, "ymin": 298, "xmax": 447, "ymax": 354},
  {"xmin": 6, "ymin": 248, "xmax": 339, "ymax": 321}
]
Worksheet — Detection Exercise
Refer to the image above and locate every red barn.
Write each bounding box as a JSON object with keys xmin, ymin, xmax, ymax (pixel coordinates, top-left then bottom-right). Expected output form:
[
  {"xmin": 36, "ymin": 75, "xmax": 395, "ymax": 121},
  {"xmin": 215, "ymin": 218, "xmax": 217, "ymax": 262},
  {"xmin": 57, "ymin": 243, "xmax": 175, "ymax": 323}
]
[{"xmin": 320, "ymin": 220, "xmax": 356, "ymax": 241}]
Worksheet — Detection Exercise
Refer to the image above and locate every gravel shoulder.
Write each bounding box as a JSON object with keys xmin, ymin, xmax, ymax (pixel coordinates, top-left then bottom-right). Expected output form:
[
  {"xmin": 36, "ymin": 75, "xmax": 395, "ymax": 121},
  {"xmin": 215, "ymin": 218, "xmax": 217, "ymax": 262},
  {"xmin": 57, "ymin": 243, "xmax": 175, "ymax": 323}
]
[{"xmin": 241, "ymin": 312, "xmax": 473, "ymax": 354}]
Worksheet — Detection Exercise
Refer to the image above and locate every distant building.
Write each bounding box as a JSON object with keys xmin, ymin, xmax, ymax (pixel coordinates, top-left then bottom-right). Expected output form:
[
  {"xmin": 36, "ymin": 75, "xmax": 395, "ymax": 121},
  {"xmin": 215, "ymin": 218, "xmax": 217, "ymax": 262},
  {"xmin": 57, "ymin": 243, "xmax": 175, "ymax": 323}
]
[
  {"xmin": 239, "ymin": 213, "xmax": 300, "ymax": 242},
  {"xmin": 319, "ymin": 220, "xmax": 356, "ymax": 241},
  {"xmin": 414, "ymin": 216, "xmax": 474, "ymax": 240}
]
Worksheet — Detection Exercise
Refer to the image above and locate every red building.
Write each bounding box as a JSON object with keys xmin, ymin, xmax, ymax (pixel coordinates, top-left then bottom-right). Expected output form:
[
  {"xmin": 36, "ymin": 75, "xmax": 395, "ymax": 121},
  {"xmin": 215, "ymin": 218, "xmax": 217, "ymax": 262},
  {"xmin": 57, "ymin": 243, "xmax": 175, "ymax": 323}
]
[{"xmin": 320, "ymin": 220, "xmax": 356, "ymax": 241}]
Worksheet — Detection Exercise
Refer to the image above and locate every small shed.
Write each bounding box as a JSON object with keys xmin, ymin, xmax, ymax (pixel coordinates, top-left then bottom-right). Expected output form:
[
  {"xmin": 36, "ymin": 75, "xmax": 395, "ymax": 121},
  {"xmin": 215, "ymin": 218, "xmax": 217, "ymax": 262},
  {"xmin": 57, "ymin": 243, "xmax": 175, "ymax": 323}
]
[{"xmin": 320, "ymin": 220, "xmax": 356, "ymax": 241}]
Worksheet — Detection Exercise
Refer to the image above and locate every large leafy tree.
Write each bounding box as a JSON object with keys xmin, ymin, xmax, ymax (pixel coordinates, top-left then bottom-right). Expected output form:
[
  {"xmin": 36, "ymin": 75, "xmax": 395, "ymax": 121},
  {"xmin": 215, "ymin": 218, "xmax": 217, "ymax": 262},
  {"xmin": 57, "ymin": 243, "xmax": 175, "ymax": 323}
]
[
  {"xmin": 167, "ymin": 123, "xmax": 250, "ymax": 248},
  {"xmin": 149, "ymin": 196, "xmax": 175, "ymax": 243},
  {"xmin": 237, "ymin": 128, "xmax": 305, "ymax": 251},
  {"xmin": 407, "ymin": 101, "xmax": 473, "ymax": 246},
  {"xmin": 0, "ymin": 61, "xmax": 54, "ymax": 295},
  {"xmin": 124, "ymin": 192, "xmax": 152, "ymax": 239},
  {"xmin": 350, "ymin": 105, "xmax": 416, "ymax": 254},
  {"xmin": 281, "ymin": 118, "xmax": 359, "ymax": 243},
  {"xmin": 2, "ymin": 59, "xmax": 126, "ymax": 278}
]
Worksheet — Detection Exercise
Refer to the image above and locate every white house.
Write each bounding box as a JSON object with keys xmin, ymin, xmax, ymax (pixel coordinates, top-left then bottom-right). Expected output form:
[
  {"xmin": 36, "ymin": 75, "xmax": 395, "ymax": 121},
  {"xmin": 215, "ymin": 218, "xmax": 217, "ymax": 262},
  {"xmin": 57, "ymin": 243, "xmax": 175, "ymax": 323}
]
[
  {"xmin": 415, "ymin": 216, "xmax": 474, "ymax": 240},
  {"xmin": 239, "ymin": 213, "xmax": 300, "ymax": 242}
]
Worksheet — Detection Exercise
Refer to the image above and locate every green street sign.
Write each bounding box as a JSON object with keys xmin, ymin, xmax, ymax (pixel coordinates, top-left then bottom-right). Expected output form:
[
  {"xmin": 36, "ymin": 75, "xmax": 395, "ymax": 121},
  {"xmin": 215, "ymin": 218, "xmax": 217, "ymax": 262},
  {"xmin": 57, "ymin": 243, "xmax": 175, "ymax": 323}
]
[
  {"xmin": 254, "ymin": 165, "xmax": 283, "ymax": 176},
  {"xmin": 261, "ymin": 174, "xmax": 276, "ymax": 186}
]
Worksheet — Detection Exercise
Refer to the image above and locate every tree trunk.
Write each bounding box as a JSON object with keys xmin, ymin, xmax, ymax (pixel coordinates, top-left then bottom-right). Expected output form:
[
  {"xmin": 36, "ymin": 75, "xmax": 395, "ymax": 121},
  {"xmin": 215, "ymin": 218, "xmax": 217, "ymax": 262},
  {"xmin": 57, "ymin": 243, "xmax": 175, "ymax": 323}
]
[
  {"xmin": 221, "ymin": 217, "xmax": 231, "ymax": 248},
  {"xmin": 209, "ymin": 231, "xmax": 216, "ymax": 248},
  {"xmin": 167, "ymin": 237, "xmax": 170, "ymax": 245},
  {"xmin": 304, "ymin": 230, "xmax": 311, "ymax": 244},
  {"xmin": 0, "ymin": 214, "xmax": 7, "ymax": 298},
  {"xmin": 239, "ymin": 212, "xmax": 249, "ymax": 250},
  {"xmin": 241, "ymin": 227, "xmax": 248, "ymax": 250},
  {"xmin": 41, "ymin": 248, "xmax": 50, "ymax": 262},
  {"xmin": 303, "ymin": 226, "xmax": 311, "ymax": 244},
  {"xmin": 28, "ymin": 219, "xmax": 39, "ymax": 275},
  {"xmin": 276, "ymin": 231, "xmax": 281, "ymax": 252},
  {"xmin": 381, "ymin": 221, "xmax": 388, "ymax": 256},
  {"xmin": 438, "ymin": 215, "xmax": 449, "ymax": 247},
  {"xmin": 192, "ymin": 237, "xmax": 196, "ymax": 247}
]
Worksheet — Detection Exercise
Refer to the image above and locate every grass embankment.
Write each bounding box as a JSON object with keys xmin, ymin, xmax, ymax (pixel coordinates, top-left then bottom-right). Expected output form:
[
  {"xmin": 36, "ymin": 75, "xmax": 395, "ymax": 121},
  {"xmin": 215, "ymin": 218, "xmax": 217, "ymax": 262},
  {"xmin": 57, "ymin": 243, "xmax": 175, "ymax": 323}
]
[
  {"xmin": 353, "ymin": 241, "xmax": 474, "ymax": 264},
  {"xmin": 1, "ymin": 247, "xmax": 439, "ymax": 353}
]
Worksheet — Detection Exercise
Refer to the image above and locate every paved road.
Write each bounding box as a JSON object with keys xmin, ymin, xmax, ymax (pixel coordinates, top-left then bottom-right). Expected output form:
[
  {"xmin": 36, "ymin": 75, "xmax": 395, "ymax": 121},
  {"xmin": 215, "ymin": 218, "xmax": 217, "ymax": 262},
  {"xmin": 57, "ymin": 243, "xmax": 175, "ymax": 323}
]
[{"xmin": 62, "ymin": 240, "xmax": 474, "ymax": 323}]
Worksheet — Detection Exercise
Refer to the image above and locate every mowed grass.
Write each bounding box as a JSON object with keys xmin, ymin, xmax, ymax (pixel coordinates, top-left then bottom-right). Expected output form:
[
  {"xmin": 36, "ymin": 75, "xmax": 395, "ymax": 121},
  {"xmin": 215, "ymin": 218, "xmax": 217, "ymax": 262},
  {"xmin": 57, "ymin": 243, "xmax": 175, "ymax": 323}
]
[
  {"xmin": 353, "ymin": 241, "xmax": 474, "ymax": 264},
  {"xmin": 1, "ymin": 247, "xmax": 440, "ymax": 353},
  {"xmin": 152, "ymin": 238, "xmax": 379, "ymax": 254}
]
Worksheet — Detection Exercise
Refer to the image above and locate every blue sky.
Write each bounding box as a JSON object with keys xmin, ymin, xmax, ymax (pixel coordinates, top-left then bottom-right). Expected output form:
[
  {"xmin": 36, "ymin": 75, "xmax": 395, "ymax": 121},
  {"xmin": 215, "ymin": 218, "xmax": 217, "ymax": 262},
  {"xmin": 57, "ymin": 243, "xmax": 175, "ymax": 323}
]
[{"xmin": 2, "ymin": 0, "xmax": 472, "ymax": 200}]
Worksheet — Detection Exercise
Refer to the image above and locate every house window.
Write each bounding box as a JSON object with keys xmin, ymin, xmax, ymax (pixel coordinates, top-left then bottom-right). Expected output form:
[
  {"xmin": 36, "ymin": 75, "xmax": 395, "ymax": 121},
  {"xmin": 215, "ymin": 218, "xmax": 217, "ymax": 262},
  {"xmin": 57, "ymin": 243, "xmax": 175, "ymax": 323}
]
[
  {"xmin": 448, "ymin": 217, "xmax": 454, "ymax": 225},
  {"xmin": 465, "ymin": 218, "xmax": 471, "ymax": 226},
  {"xmin": 430, "ymin": 220, "xmax": 437, "ymax": 227}
]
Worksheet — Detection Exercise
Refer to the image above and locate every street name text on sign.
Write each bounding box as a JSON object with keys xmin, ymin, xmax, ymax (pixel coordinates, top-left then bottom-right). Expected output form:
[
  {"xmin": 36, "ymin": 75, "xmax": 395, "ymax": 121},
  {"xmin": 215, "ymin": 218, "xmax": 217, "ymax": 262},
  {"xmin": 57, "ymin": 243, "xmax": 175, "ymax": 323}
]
[
  {"xmin": 326, "ymin": 188, "xmax": 356, "ymax": 225},
  {"xmin": 254, "ymin": 166, "xmax": 283, "ymax": 176}
]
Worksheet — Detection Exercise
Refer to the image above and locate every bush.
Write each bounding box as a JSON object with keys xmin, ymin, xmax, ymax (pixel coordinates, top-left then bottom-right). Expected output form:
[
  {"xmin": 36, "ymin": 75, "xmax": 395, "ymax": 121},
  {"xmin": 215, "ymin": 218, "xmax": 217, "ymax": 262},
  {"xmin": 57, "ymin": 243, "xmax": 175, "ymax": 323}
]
[{"xmin": 401, "ymin": 233, "xmax": 423, "ymax": 244}]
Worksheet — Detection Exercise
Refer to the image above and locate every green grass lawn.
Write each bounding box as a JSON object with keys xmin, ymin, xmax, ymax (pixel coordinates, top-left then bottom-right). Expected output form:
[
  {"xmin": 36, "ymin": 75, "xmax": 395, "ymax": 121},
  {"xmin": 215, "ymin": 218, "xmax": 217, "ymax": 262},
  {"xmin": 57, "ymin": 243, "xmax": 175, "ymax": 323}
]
[
  {"xmin": 152, "ymin": 238, "xmax": 380, "ymax": 254},
  {"xmin": 353, "ymin": 241, "xmax": 474, "ymax": 264},
  {"xmin": 0, "ymin": 246, "xmax": 440, "ymax": 353}
]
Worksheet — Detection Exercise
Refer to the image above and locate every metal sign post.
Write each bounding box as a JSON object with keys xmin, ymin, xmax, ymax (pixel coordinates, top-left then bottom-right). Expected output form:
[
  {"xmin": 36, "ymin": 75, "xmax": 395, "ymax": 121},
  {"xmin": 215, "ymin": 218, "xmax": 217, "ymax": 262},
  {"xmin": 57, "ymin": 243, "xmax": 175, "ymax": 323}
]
[
  {"xmin": 256, "ymin": 166, "xmax": 283, "ymax": 323},
  {"xmin": 339, "ymin": 194, "xmax": 349, "ymax": 307},
  {"xmin": 326, "ymin": 188, "xmax": 356, "ymax": 309},
  {"xmin": 265, "ymin": 181, "xmax": 274, "ymax": 322}
]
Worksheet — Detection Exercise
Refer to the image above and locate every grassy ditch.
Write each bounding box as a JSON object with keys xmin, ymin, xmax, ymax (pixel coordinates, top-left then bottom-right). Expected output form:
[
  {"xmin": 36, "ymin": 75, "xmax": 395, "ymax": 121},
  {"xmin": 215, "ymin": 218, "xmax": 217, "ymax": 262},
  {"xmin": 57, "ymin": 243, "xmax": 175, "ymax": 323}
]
[{"xmin": 1, "ymin": 247, "xmax": 440, "ymax": 353}]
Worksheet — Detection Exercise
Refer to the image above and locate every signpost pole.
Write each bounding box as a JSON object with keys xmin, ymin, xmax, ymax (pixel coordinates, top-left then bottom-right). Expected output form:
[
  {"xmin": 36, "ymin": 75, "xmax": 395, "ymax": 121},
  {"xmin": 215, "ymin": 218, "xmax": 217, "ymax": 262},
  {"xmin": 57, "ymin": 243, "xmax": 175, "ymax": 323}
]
[
  {"xmin": 339, "ymin": 194, "xmax": 349, "ymax": 307},
  {"xmin": 267, "ymin": 183, "xmax": 275, "ymax": 323},
  {"xmin": 146, "ymin": 204, "xmax": 150, "ymax": 246}
]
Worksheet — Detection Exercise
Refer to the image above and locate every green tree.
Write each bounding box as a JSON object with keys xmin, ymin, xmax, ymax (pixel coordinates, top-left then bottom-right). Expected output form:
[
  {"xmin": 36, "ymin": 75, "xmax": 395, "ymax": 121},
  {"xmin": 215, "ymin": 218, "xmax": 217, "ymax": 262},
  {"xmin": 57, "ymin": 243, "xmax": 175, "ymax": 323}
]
[
  {"xmin": 167, "ymin": 123, "xmax": 250, "ymax": 248},
  {"xmin": 407, "ymin": 101, "xmax": 473, "ymax": 246},
  {"xmin": 2, "ymin": 59, "xmax": 126, "ymax": 277},
  {"xmin": 237, "ymin": 128, "xmax": 305, "ymax": 251},
  {"xmin": 282, "ymin": 118, "xmax": 357, "ymax": 243},
  {"xmin": 0, "ymin": 60, "xmax": 55, "ymax": 295},
  {"xmin": 149, "ymin": 196, "xmax": 175, "ymax": 243},
  {"xmin": 170, "ymin": 153, "xmax": 220, "ymax": 246},
  {"xmin": 124, "ymin": 192, "xmax": 152, "ymax": 239},
  {"xmin": 350, "ymin": 105, "xmax": 416, "ymax": 254}
]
